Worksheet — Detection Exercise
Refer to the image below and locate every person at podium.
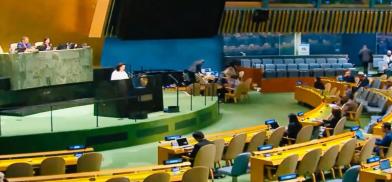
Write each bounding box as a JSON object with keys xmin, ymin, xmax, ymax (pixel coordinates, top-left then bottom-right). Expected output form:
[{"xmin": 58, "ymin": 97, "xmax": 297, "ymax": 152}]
[
  {"xmin": 111, "ymin": 63, "xmax": 129, "ymax": 81},
  {"xmin": 16, "ymin": 36, "xmax": 32, "ymax": 52}
]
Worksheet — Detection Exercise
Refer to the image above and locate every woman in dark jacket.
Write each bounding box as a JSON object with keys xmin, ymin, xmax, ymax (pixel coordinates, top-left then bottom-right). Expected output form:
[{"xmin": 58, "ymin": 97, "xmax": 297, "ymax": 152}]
[
  {"xmin": 286, "ymin": 113, "xmax": 303, "ymax": 139},
  {"xmin": 314, "ymin": 77, "xmax": 325, "ymax": 90},
  {"xmin": 322, "ymin": 107, "xmax": 342, "ymax": 136}
]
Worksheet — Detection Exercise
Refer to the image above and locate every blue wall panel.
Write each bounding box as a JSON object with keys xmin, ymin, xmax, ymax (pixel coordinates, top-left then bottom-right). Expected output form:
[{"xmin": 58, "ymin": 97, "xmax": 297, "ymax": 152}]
[
  {"xmin": 341, "ymin": 33, "xmax": 376, "ymax": 66},
  {"xmin": 101, "ymin": 37, "xmax": 223, "ymax": 72}
]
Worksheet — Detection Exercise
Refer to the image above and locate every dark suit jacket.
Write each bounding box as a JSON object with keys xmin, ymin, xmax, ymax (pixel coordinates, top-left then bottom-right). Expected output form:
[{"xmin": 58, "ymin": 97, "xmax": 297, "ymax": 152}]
[
  {"xmin": 343, "ymin": 76, "xmax": 355, "ymax": 83},
  {"xmin": 287, "ymin": 122, "xmax": 302, "ymax": 139},
  {"xmin": 376, "ymin": 131, "xmax": 392, "ymax": 147},
  {"xmin": 190, "ymin": 139, "xmax": 213, "ymax": 159},
  {"xmin": 324, "ymin": 116, "xmax": 341, "ymax": 129},
  {"xmin": 357, "ymin": 78, "xmax": 370, "ymax": 88}
]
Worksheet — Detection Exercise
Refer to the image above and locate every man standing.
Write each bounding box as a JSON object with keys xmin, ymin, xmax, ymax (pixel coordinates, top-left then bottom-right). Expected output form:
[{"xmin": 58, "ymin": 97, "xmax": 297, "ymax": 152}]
[{"xmin": 359, "ymin": 45, "xmax": 373, "ymax": 75}]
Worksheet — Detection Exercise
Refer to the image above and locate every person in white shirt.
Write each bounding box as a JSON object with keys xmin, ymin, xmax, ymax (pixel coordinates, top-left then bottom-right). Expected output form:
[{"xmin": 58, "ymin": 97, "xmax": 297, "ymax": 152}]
[
  {"xmin": 111, "ymin": 63, "xmax": 129, "ymax": 81},
  {"xmin": 384, "ymin": 50, "xmax": 392, "ymax": 67}
]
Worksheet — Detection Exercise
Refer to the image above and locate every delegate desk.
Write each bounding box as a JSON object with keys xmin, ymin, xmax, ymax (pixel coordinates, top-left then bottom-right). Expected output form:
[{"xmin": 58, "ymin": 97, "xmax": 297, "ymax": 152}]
[
  {"xmin": 0, "ymin": 148, "xmax": 93, "ymax": 171},
  {"xmin": 8, "ymin": 162, "xmax": 191, "ymax": 182},
  {"xmin": 369, "ymin": 89, "xmax": 392, "ymax": 136},
  {"xmin": 157, "ymin": 125, "xmax": 269, "ymax": 164},
  {"xmin": 359, "ymin": 157, "xmax": 392, "ymax": 182},
  {"xmin": 321, "ymin": 78, "xmax": 355, "ymax": 97},
  {"xmin": 250, "ymin": 132, "xmax": 364, "ymax": 182},
  {"xmin": 0, "ymin": 48, "xmax": 93, "ymax": 90}
]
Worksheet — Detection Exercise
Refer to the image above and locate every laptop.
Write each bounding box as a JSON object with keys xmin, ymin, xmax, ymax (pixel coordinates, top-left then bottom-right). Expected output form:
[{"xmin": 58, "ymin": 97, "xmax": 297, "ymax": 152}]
[
  {"xmin": 380, "ymin": 159, "xmax": 392, "ymax": 173},
  {"xmin": 175, "ymin": 138, "xmax": 191, "ymax": 148}
]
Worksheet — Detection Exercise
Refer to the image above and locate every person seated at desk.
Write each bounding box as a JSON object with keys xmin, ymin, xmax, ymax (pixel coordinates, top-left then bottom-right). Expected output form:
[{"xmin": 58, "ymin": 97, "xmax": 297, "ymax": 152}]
[
  {"xmin": 111, "ymin": 63, "xmax": 129, "ymax": 81},
  {"xmin": 284, "ymin": 113, "xmax": 302, "ymax": 140},
  {"xmin": 375, "ymin": 123, "xmax": 392, "ymax": 154},
  {"xmin": 352, "ymin": 72, "xmax": 369, "ymax": 93},
  {"xmin": 342, "ymin": 70, "xmax": 355, "ymax": 83},
  {"xmin": 38, "ymin": 37, "xmax": 52, "ymax": 51},
  {"xmin": 320, "ymin": 107, "xmax": 342, "ymax": 136},
  {"xmin": 340, "ymin": 94, "xmax": 358, "ymax": 117},
  {"xmin": 314, "ymin": 77, "xmax": 325, "ymax": 90},
  {"xmin": 189, "ymin": 131, "xmax": 212, "ymax": 165},
  {"xmin": 16, "ymin": 36, "xmax": 33, "ymax": 52}
]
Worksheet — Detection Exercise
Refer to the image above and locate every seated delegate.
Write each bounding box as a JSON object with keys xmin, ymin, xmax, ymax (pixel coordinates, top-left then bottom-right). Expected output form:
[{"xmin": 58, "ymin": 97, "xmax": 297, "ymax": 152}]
[
  {"xmin": 319, "ymin": 107, "xmax": 342, "ymax": 136},
  {"xmin": 375, "ymin": 123, "xmax": 392, "ymax": 154},
  {"xmin": 284, "ymin": 113, "xmax": 303, "ymax": 142},
  {"xmin": 313, "ymin": 77, "xmax": 325, "ymax": 90},
  {"xmin": 188, "ymin": 131, "xmax": 212, "ymax": 166},
  {"xmin": 16, "ymin": 36, "xmax": 33, "ymax": 53}
]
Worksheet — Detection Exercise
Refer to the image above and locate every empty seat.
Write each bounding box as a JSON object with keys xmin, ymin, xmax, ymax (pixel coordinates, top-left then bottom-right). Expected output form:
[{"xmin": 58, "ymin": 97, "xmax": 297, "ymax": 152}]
[
  {"xmin": 365, "ymin": 96, "xmax": 387, "ymax": 114},
  {"xmin": 342, "ymin": 63, "xmax": 354, "ymax": 69},
  {"xmin": 264, "ymin": 64, "xmax": 276, "ymax": 78},
  {"xmin": 240, "ymin": 59, "xmax": 251, "ymax": 68},
  {"xmin": 370, "ymin": 79, "xmax": 382, "ymax": 89},
  {"xmin": 143, "ymin": 173, "xmax": 170, "ymax": 182},
  {"xmin": 287, "ymin": 64, "xmax": 299, "ymax": 77},
  {"xmin": 284, "ymin": 59, "xmax": 294, "ymax": 64},
  {"xmin": 275, "ymin": 64, "xmax": 287, "ymax": 77},
  {"xmin": 324, "ymin": 69, "xmax": 336, "ymax": 77},
  {"xmin": 294, "ymin": 58, "xmax": 305, "ymax": 64},
  {"xmin": 217, "ymin": 153, "xmax": 250, "ymax": 182},
  {"xmin": 327, "ymin": 58, "xmax": 338, "ymax": 64},
  {"xmin": 182, "ymin": 167, "xmax": 209, "ymax": 182},
  {"xmin": 331, "ymin": 63, "xmax": 342, "ymax": 69},
  {"xmin": 77, "ymin": 153, "xmax": 103, "ymax": 172},
  {"xmin": 309, "ymin": 63, "xmax": 320, "ymax": 70},
  {"xmin": 320, "ymin": 63, "xmax": 331, "ymax": 69},
  {"xmin": 298, "ymin": 64, "xmax": 310, "ymax": 77},
  {"xmin": 251, "ymin": 59, "xmax": 262, "ymax": 68},
  {"xmin": 5, "ymin": 163, "xmax": 34, "ymax": 178},
  {"xmin": 305, "ymin": 58, "xmax": 316, "ymax": 64},
  {"xmin": 316, "ymin": 58, "xmax": 326, "ymax": 64},
  {"xmin": 338, "ymin": 58, "xmax": 348, "ymax": 64},
  {"xmin": 312, "ymin": 68, "xmax": 324, "ymax": 77},
  {"xmin": 222, "ymin": 134, "xmax": 246, "ymax": 166},
  {"xmin": 40, "ymin": 157, "xmax": 66, "ymax": 175},
  {"xmin": 273, "ymin": 59, "xmax": 284, "ymax": 64},
  {"xmin": 262, "ymin": 59, "xmax": 273, "ymax": 65}
]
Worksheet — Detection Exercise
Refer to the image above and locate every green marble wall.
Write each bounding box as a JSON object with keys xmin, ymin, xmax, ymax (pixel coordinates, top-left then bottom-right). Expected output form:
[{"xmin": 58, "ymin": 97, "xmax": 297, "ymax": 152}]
[{"xmin": 0, "ymin": 48, "xmax": 93, "ymax": 90}]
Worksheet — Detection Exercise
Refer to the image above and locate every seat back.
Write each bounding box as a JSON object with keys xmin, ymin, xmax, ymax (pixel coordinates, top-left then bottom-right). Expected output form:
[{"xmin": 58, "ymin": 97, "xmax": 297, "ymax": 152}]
[
  {"xmin": 359, "ymin": 137, "xmax": 376, "ymax": 163},
  {"xmin": 336, "ymin": 138, "xmax": 357, "ymax": 166},
  {"xmin": 371, "ymin": 79, "xmax": 381, "ymax": 89},
  {"xmin": 231, "ymin": 153, "xmax": 251, "ymax": 176},
  {"xmin": 5, "ymin": 162, "xmax": 34, "ymax": 178},
  {"xmin": 106, "ymin": 177, "xmax": 130, "ymax": 182},
  {"xmin": 354, "ymin": 103, "xmax": 364, "ymax": 121},
  {"xmin": 213, "ymin": 139, "xmax": 225, "ymax": 163},
  {"xmin": 234, "ymin": 83, "xmax": 247, "ymax": 98},
  {"xmin": 317, "ymin": 145, "xmax": 340, "ymax": 171},
  {"xmin": 333, "ymin": 117, "xmax": 346, "ymax": 135},
  {"xmin": 223, "ymin": 134, "xmax": 247, "ymax": 161},
  {"xmin": 342, "ymin": 165, "xmax": 361, "ymax": 182},
  {"xmin": 194, "ymin": 144, "xmax": 216, "ymax": 169},
  {"xmin": 77, "ymin": 153, "xmax": 103, "ymax": 172},
  {"xmin": 329, "ymin": 87, "xmax": 337, "ymax": 96},
  {"xmin": 204, "ymin": 83, "xmax": 218, "ymax": 96},
  {"xmin": 324, "ymin": 83, "xmax": 332, "ymax": 94},
  {"xmin": 9, "ymin": 43, "xmax": 18, "ymax": 53},
  {"xmin": 243, "ymin": 78, "xmax": 253, "ymax": 93},
  {"xmin": 267, "ymin": 127, "xmax": 285, "ymax": 147},
  {"xmin": 386, "ymin": 142, "xmax": 392, "ymax": 158},
  {"xmin": 143, "ymin": 172, "xmax": 170, "ymax": 182},
  {"xmin": 296, "ymin": 125, "xmax": 313, "ymax": 144},
  {"xmin": 40, "ymin": 157, "xmax": 66, "ymax": 175},
  {"xmin": 247, "ymin": 131, "xmax": 267, "ymax": 152},
  {"xmin": 297, "ymin": 148, "xmax": 322, "ymax": 176},
  {"xmin": 182, "ymin": 166, "xmax": 209, "ymax": 182},
  {"xmin": 276, "ymin": 154, "xmax": 299, "ymax": 176},
  {"xmin": 190, "ymin": 83, "xmax": 201, "ymax": 96}
]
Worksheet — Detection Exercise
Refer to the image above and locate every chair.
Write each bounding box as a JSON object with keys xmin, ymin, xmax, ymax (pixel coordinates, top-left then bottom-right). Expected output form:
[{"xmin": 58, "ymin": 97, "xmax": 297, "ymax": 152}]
[
  {"xmin": 347, "ymin": 103, "xmax": 363, "ymax": 126},
  {"xmin": 352, "ymin": 137, "xmax": 376, "ymax": 164},
  {"xmin": 338, "ymin": 58, "xmax": 348, "ymax": 64},
  {"xmin": 240, "ymin": 59, "xmax": 251, "ymax": 68},
  {"xmin": 284, "ymin": 58, "xmax": 294, "ymax": 64},
  {"xmin": 188, "ymin": 83, "xmax": 201, "ymax": 96},
  {"xmin": 317, "ymin": 145, "xmax": 340, "ymax": 181},
  {"xmin": 327, "ymin": 165, "xmax": 360, "ymax": 182},
  {"xmin": 327, "ymin": 58, "xmax": 338, "ymax": 64},
  {"xmin": 9, "ymin": 43, "xmax": 18, "ymax": 53},
  {"xmin": 275, "ymin": 64, "xmax": 287, "ymax": 77},
  {"xmin": 40, "ymin": 157, "xmax": 66, "ymax": 175},
  {"xmin": 242, "ymin": 78, "xmax": 253, "ymax": 99},
  {"xmin": 316, "ymin": 58, "xmax": 327, "ymax": 64},
  {"xmin": 295, "ymin": 58, "xmax": 305, "ymax": 64},
  {"xmin": 247, "ymin": 131, "xmax": 267, "ymax": 152},
  {"xmin": 297, "ymin": 148, "xmax": 322, "ymax": 182},
  {"xmin": 182, "ymin": 166, "xmax": 209, "ymax": 182},
  {"xmin": 298, "ymin": 64, "xmax": 310, "ymax": 77},
  {"xmin": 370, "ymin": 79, "xmax": 381, "ymax": 89},
  {"xmin": 267, "ymin": 127, "xmax": 285, "ymax": 147},
  {"xmin": 217, "ymin": 153, "xmax": 250, "ymax": 182},
  {"xmin": 324, "ymin": 83, "xmax": 332, "ymax": 95},
  {"xmin": 5, "ymin": 162, "xmax": 34, "ymax": 178},
  {"xmin": 106, "ymin": 177, "xmax": 130, "ymax": 182},
  {"xmin": 76, "ymin": 152, "xmax": 103, "ymax": 172},
  {"xmin": 365, "ymin": 96, "xmax": 387, "ymax": 114},
  {"xmin": 329, "ymin": 87, "xmax": 337, "ymax": 97},
  {"xmin": 287, "ymin": 64, "xmax": 299, "ymax": 77},
  {"xmin": 335, "ymin": 138, "xmax": 357, "ymax": 177},
  {"xmin": 291, "ymin": 125, "xmax": 313, "ymax": 144},
  {"xmin": 222, "ymin": 134, "xmax": 247, "ymax": 166},
  {"xmin": 306, "ymin": 58, "xmax": 316, "ymax": 64},
  {"xmin": 266, "ymin": 154, "xmax": 299, "ymax": 180},
  {"xmin": 225, "ymin": 83, "xmax": 246, "ymax": 103},
  {"xmin": 193, "ymin": 144, "xmax": 216, "ymax": 177},
  {"xmin": 213, "ymin": 139, "xmax": 225, "ymax": 168},
  {"xmin": 204, "ymin": 83, "xmax": 218, "ymax": 96},
  {"xmin": 325, "ymin": 117, "xmax": 346, "ymax": 137},
  {"xmin": 35, "ymin": 42, "xmax": 44, "ymax": 47},
  {"xmin": 143, "ymin": 172, "xmax": 170, "ymax": 182}
]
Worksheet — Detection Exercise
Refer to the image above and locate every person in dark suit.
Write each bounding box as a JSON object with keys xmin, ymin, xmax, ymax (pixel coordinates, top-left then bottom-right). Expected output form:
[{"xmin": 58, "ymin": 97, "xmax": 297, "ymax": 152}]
[
  {"xmin": 42, "ymin": 37, "xmax": 52, "ymax": 51},
  {"xmin": 314, "ymin": 77, "xmax": 325, "ymax": 90},
  {"xmin": 359, "ymin": 44, "xmax": 373, "ymax": 75},
  {"xmin": 285, "ymin": 113, "xmax": 303, "ymax": 139},
  {"xmin": 342, "ymin": 70, "xmax": 355, "ymax": 83},
  {"xmin": 352, "ymin": 72, "xmax": 369, "ymax": 93},
  {"xmin": 321, "ymin": 107, "xmax": 342, "ymax": 136},
  {"xmin": 376, "ymin": 123, "xmax": 392, "ymax": 155},
  {"xmin": 189, "ymin": 131, "xmax": 212, "ymax": 165}
]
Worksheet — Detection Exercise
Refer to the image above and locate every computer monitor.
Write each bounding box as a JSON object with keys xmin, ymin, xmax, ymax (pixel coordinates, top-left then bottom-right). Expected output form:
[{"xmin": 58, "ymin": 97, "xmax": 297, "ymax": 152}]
[
  {"xmin": 380, "ymin": 159, "xmax": 391, "ymax": 170},
  {"xmin": 265, "ymin": 119, "xmax": 279, "ymax": 129},
  {"xmin": 176, "ymin": 138, "xmax": 189, "ymax": 146}
]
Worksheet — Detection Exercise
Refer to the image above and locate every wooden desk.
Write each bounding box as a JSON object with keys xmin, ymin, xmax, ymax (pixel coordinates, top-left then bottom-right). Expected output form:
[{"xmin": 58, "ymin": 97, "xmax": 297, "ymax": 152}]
[
  {"xmin": 157, "ymin": 125, "xmax": 269, "ymax": 164},
  {"xmin": 294, "ymin": 86, "xmax": 323, "ymax": 108},
  {"xmin": 8, "ymin": 162, "xmax": 191, "ymax": 182},
  {"xmin": 0, "ymin": 148, "xmax": 93, "ymax": 171},
  {"xmin": 250, "ymin": 132, "xmax": 364, "ymax": 182},
  {"xmin": 359, "ymin": 157, "xmax": 392, "ymax": 182}
]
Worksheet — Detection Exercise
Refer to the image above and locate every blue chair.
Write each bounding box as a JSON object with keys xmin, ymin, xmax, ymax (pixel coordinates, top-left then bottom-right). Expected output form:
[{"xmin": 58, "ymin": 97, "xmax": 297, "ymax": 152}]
[
  {"xmin": 327, "ymin": 58, "xmax": 338, "ymax": 64},
  {"xmin": 217, "ymin": 153, "xmax": 250, "ymax": 182},
  {"xmin": 309, "ymin": 63, "xmax": 320, "ymax": 70},
  {"xmin": 284, "ymin": 59, "xmax": 294, "ymax": 64},
  {"xmin": 251, "ymin": 59, "xmax": 262, "ymax": 68},
  {"xmin": 316, "ymin": 58, "xmax": 326, "ymax": 64},
  {"xmin": 313, "ymin": 68, "xmax": 324, "ymax": 77},
  {"xmin": 305, "ymin": 58, "xmax": 316, "ymax": 64},
  {"xmin": 240, "ymin": 59, "xmax": 251, "ymax": 68},
  {"xmin": 262, "ymin": 59, "xmax": 273, "ymax": 65},
  {"xmin": 298, "ymin": 64, "xmax": 310, "ymax": 77},
  {"xmin": 273, "ymin": 59, "xmax": 284, "ymax": 64},
  {"xmin": 294, "ymin": 58, "xmax": 305, "ymax": 64},
  {"xmin": 276, "ymin": 64, "xmax": 287, "ymax": 77},
  {"xmin": 338, "ymin": 58, "xmax": 348, "ymax": 64},
  {"xmin": 342, "ymin": 63, "xmax": 354, "ymax": 69},
  {"xmin": 287, "ymin": 64, "xmax": 299, "ymax": 77},
  {"xmin": 264, "ymin": 64, "xmax": 276, "ymax": 78},
  {"xmin": 327, "ymin": 165, "xmax": 360, "ymax": 182}
]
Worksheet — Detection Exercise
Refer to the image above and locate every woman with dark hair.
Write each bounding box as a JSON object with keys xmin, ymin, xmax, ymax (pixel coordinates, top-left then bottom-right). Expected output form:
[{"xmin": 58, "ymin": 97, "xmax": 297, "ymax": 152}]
[
  {"xmin": 314, "ymin": 77, "xmax": 325, "ymax": 90},
  {"xmin": 43, "ymin": 37, "xmax": 52, "ymax": 51},
  {"xmin": 285, "ymin": 113, "xmax": 303, "ymax": 139},
  {"xmin": 110, "ymin": 63, "xmax": 129, "ymax": 80},
  {"xmin": 321, "ymin": 107, "xmax": 342, "ymax": 136}
]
